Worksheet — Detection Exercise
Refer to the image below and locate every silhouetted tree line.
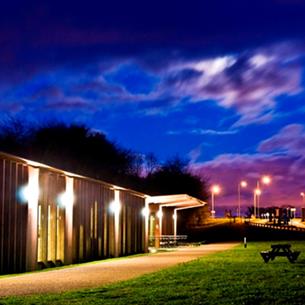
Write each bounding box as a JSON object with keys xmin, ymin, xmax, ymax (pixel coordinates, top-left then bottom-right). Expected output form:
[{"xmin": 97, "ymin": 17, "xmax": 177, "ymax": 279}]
[{"xmin": 0, "ymin": 119, "xmax": 208, "ymax": 200}]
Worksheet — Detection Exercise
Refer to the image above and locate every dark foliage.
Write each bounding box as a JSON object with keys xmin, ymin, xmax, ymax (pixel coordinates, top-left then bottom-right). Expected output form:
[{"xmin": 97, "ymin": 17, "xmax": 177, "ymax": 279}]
[
  {"xmin": 144, "ymin": 157, "xmax": 208, "ymax": 201},
  {"xmin": 0, "ymin": 119, "xmax": 208, "ymax": 198}
]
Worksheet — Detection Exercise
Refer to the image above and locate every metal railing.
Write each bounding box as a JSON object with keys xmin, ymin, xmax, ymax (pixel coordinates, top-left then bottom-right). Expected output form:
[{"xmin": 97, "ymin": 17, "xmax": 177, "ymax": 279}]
[
  {"xmin": 248, "ymin": 222, "xmax": 305, "ymax": 232},
  {"xmin": 149, "ymin": 235, "xmax": 188, "ymax": 248}
]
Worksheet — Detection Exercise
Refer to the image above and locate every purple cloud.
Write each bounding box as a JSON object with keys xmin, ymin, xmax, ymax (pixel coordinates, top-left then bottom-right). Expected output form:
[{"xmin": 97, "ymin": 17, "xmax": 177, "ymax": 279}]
[
  {"xmin": 162, "ymin": 44, "xmax": 303, "ymax": 126},
  {"xmin": 190, "ymin": 124, "xmax": 305, "ymax": 210},
  {"xmin": 45, "ymin": 97, "xmax": 95, "ymax": 111},
  {"xmin": 259, "ymin": 124, "xmax": 305, "ymax": 155},
  {"xmin": 191, "ymin": 153, "xmax": 304, "ymax": 210}
]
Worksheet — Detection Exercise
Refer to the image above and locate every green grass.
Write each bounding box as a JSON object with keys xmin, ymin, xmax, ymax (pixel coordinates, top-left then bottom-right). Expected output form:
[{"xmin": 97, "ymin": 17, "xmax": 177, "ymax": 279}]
[{"xmin": 2, "ymin": 241, "xmax": 305, "ymax": 305}]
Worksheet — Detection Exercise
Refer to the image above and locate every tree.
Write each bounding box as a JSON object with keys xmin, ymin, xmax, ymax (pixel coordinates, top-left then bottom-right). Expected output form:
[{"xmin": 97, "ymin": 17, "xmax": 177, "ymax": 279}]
[
  {"xmin": 0, "ymin": 120, "xmax": 209, "ymax": 199},
  {"xmin": 144, "ymin": 157, "xmax": 208, "ymax": 201},
  {"xmin": 144, "ymin": 153, "xmax": 159, "ymax": 175},
  {"xmin": 0, "ymin": 117, "xmax": 31, "ymax": 156},
  {"xmin": 0, "ymin": 120, "xmax": 137, "ymax": 185}
]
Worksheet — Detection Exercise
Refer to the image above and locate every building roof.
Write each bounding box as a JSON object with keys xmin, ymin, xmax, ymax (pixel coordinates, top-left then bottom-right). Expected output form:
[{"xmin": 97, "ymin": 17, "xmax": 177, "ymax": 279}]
[{"xmin": 147, "ymin": 194, "xmax": 206, "ymax": 209}]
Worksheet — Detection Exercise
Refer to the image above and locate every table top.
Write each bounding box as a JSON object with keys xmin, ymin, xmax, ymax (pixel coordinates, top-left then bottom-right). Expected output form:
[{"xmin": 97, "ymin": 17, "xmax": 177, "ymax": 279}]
[{"xmin": 271, "ymin": 244, "xmax": 291, "ymax": 249}]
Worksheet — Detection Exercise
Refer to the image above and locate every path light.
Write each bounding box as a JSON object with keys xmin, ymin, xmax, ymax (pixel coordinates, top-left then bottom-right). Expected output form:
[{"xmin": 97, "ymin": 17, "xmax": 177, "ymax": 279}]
[{"xmin": 211, "ymin": 184, "xmax": 221, "ymax": 218}]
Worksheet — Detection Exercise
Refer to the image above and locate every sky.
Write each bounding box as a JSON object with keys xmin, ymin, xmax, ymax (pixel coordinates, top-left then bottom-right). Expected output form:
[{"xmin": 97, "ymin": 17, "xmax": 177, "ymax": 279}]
[{"xmin": 1, "ymin": 0, "xmax": 305, "ymax": 214}]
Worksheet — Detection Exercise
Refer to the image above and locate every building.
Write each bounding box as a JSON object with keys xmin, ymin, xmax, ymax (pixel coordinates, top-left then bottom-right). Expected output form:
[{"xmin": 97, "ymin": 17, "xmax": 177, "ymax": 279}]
[{"xmin": 0, "ymin": 152, "xmax": 206, "ymax": 275}]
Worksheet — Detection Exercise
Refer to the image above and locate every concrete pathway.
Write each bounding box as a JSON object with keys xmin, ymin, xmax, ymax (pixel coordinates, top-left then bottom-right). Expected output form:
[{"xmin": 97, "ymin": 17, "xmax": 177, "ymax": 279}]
[{"xmin": 0, "ymin": 243, "xmax": 238, "ymax": 297}]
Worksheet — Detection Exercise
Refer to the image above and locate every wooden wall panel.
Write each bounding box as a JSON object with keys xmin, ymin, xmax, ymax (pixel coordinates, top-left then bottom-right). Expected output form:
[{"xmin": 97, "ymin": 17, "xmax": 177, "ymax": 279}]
[
  {"xmin": 119, "ymin": 191, "xmax": 145, "ymax": 255},
  {"xmin": 38, "ymin": 170, "xmax": 65, "ymax": 267},
  {"xmin": 73, "ymin": 178, "xmax": 115, "ymax": 263},
  {"xmin": 0, "ymin": 157, "xmax": 28, "ymax": 274},
  {"xmin": 0, "ymin": 153, "xmax": 147, "ymax": 274}
]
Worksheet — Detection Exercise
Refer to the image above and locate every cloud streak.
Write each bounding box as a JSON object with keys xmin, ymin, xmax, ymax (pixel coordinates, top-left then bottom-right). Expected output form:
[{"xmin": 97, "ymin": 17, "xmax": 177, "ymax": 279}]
[
  {"xmin": 162, "ymin": 44, "xmax": 303, "ymax": 126},
  {"xmin": 190, "ymin": 124, "xmax": 305, "ymax": 211}
]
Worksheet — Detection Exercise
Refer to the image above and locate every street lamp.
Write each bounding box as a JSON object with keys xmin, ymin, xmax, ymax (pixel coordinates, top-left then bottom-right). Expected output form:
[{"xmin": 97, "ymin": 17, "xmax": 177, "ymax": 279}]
[
  {"xmin": 253, "ymin": 188, "xmax": 261, "ymax": 218},
  {"xmin": 255, "ymin": 175, "xmax": 271, "ymax": 217},
  {"xmin": 211, "ymin": 185, "xmax": 221, "ymax": 218},
  {"xmin": 301, "ymin": 192, "xmax": 305, "ymax": 221},
  {"xmin": 301, "ymin": 192, "xmax": 305, "ymax": 204},
  {"xmin": 238, "ymin": 180, "xmax": 247, "ymax": 218},
  {"xmin": 261, "ymin": 175, "xmax": 271, "ymax": 185}
]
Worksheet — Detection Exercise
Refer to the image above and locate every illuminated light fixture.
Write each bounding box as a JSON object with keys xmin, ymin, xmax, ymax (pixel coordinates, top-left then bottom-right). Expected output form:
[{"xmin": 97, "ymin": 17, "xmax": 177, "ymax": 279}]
[
  {"xmin": 156, "ymin": 210, "xmax": 163, "ymax": 218},
  {"xmin": 261, "ymin": 175, "xmax": 271, "ymax": 185},
  {"xmin": 211, "ymin": 184, "xmax": 221, "ymax": 218},
  {"xmin": 238, "ymin": 180, "xmax": 247, "ymax": 218},
  {"xmin": 240, "ymin": 181, "xmax": 247, "ymax": 188},
  {"xmin": 18, "ymin": 184, "xmax": 40, "ymax": 205},
  {"xmin": 141, "ymin": 207, "xmax": 149, "ymax": 217},
  {"xmin": 211, "ymin": 184, "xmax": 221, "ymax": 195},
  {"xmin": 109, "ymin": 200, "xmax": 121, "ymax": 214},
  {"xmin": 300, "ymin": 192, "xmax": 305, "ymax": 206},
  {"xmin": 57, "ymin": 191, "xmax": 74, "ymax": 208},
  {"xmin": 254, "ymin": 188, "xmax": 261, "ymax": 196}
]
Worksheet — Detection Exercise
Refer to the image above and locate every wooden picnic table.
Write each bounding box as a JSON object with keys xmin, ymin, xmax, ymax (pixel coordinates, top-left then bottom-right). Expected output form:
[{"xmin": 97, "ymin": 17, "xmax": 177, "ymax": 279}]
[{"xmin": 260, "ymin": 244, "xmax": 300, "ymax": 263}]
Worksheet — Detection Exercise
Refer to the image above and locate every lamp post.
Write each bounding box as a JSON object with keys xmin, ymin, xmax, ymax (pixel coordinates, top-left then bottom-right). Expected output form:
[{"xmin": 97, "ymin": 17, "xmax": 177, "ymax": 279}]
[
  {"xmin": 256, "ymin": 175, "xmax": 271, "ymax": 218},
  {"xmin": 301, "ymin": 192, "xmax": 305, "ymax": 221},
  {"xmin": 211, "ymin": 185, "xmax": 221, "ymax": 218},
  {"xmin": 254, "ymin": 188, "xmax": 261, "ymax": 218},
  {"xmin": 238, "ymin": 180, "xmax": 247, "ymax": 218}
]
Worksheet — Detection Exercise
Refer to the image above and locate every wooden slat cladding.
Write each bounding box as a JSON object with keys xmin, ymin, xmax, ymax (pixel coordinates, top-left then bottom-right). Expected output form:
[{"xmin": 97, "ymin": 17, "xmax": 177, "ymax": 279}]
[
  {"xmin": 0, "ymin": 157, "xmax": 28, "ymax": 274},
  {"xmin": 73, "ymin": 178, "xmax": 114, "ymax": 262},
  {"xmin": 0, "ymin": 152, "xmax": 147, "ymax": 274},
  {"xmin": 119, "ymin": 191, "xmax": 145, "ymax": 255},
  {"xmin": 37, "ymin": 169, "xmax": 65, "ymax": 267}
]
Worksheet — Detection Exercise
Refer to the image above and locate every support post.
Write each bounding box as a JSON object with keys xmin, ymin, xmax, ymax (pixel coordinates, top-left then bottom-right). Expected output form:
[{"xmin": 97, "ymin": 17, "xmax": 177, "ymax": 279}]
[
  {"xmin": 26, "ymin": 166, "xmax": 39, "ymax": 271},
  {"xmin": 144, "ymin": 198, "xmax": 149, "ymax": 252},
  {"xmin": 114, "ymin": 190, "xmax": 120, "ymax": 257},
  {"xmin": 64, "ymin": 176, "xmax": 74, "ymax": 264}
]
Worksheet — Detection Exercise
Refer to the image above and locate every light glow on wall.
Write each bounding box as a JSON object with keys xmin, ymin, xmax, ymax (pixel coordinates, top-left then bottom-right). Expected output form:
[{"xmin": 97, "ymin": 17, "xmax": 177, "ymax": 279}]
[
  {"xmin": 141, "ymin": 207, "xmax": 149, "ymax": 217},
  {"xmin": 19, "ymin": 170, "xmax": 40, "ymax": 207},
  {"xmin": 57, "ymin": 191, "xmax": 74, "ymax": 208},
  {"xmin": 110, "ymin": 200, "xmax": 121, "ymax": 214},
  {"xmin": 25, "ymin": 166, "xmax": 40, "ymax": 271}
]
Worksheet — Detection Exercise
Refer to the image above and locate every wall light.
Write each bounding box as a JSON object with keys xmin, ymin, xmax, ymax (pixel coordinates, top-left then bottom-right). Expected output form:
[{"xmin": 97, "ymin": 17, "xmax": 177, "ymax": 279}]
[
  {"xmin": 156, "ymin": 210, "xmax": 163, "ymax": 218},
  {"xmin": 18, "ymin": 184, "xmax": 40, "ymax": 205},
  {"xmin": 141, "ymin": 207, "xmax": 149, "ymax": 217},
  {"xmin": 110, "ymin": 200, "xmax": 121, "ymax": 214},
  {"xmin": 57, "ymin": 191, "xmax": 74, "ymax": 208}
]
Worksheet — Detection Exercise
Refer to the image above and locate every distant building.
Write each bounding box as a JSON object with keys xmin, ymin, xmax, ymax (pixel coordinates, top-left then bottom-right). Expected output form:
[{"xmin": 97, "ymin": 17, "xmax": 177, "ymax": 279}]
[{"xmin": 0, "ymin": 152, "xmax": 205, "ymax": 274}]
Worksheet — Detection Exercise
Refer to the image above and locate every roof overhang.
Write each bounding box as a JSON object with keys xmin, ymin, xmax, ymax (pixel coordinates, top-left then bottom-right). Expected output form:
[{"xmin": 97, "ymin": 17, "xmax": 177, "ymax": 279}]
[{"xmin": 147, "ymin": 194, "xmax": 206, "ymax": 209}]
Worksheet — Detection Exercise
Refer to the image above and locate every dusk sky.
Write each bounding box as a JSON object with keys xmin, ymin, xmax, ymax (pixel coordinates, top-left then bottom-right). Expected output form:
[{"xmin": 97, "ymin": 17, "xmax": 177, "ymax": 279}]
[{"xmin": 1, "ymin": 0, "xmax": 305, "ymax": 212}]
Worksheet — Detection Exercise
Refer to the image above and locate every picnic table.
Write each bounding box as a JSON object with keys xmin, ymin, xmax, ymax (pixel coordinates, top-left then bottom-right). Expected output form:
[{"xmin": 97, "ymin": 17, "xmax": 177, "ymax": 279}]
[{"xmin": 260, "ymin": 244, "xmax": 300, "ymax": 263}]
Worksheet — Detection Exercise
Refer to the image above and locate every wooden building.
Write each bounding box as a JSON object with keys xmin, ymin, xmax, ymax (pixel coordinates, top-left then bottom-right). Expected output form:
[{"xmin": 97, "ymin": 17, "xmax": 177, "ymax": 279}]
[
  {"xmin": 0, "ymin": 152, "xmax": 206, "ymax": 275},
  {"xmin": 0, "ymin": 152, "xmax": 147, "ymax": 275}
]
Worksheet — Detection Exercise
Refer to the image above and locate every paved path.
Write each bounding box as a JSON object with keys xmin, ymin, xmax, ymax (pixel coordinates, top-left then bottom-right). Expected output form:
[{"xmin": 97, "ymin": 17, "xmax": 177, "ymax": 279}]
[{"xmin": 0, "ymin": 243, "xmax": 238, "ymax": 297}]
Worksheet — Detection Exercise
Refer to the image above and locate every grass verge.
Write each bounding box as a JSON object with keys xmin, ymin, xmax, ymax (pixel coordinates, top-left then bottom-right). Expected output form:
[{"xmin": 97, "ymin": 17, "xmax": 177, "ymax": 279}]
[{"xmin": 1, "ymin": 241, "xmax": 305, "ymax": 305}]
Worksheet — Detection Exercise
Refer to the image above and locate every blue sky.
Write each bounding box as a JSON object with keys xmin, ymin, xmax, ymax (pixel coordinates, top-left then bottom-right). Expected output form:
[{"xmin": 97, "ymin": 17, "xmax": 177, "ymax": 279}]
[{"xmin": 1, "ymin": 0, "xmax": 305, "ymax": 211}]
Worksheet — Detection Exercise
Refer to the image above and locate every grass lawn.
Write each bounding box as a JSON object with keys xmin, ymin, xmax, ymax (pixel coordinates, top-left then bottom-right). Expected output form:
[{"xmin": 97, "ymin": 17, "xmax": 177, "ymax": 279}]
[{"xmin": 1, "ymin": 241, "xmax": 305, "ymax": 305}]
